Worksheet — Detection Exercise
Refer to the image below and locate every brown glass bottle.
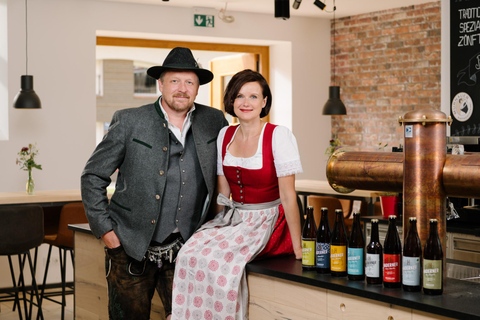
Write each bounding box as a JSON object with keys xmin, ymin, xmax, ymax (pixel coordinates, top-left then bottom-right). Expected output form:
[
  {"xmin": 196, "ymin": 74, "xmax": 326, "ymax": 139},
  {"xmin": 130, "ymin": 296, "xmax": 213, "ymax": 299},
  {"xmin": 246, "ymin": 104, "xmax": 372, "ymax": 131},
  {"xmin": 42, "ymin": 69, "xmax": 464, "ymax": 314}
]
[
  {"xmin": 366, "ymin": 219, "xmax": 382, "ymax": 284},
  {"xmin": 302, "ymin": 206, "xmax": 317, "ymax": 270},
  {"xmin": 402, "ymin": 217, "xmax": 422, "ymax": 292},
  {"xmin": 330, "ymin": 209, "xmax": 348, "ymax": 277},
  {"xmin": 316, "ymin": 207, "xmax": 331, "ymax": 273},
  {"xmin": 423, "ymin": 219, "xmax": 443, "ymax": 295},
  {"xmin": 348, "ymin": 212, "xmax": 365, "ymax": 280},
  {"xmin": 383, "ymin": 215, "xmax": 401, "ymax": 288}
]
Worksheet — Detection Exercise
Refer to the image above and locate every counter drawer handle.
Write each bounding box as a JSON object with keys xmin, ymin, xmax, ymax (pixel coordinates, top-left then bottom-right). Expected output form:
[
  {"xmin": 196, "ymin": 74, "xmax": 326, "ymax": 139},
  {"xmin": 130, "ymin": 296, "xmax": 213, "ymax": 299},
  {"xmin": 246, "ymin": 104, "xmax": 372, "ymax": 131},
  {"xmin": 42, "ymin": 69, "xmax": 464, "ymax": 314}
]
[
  {"xmin": 340, "ymin": 303, "xmax": 346, "ymax": 312},
  {"xmin": 388, "ymin": 316, "xmax": 394, "ymax": 320}
]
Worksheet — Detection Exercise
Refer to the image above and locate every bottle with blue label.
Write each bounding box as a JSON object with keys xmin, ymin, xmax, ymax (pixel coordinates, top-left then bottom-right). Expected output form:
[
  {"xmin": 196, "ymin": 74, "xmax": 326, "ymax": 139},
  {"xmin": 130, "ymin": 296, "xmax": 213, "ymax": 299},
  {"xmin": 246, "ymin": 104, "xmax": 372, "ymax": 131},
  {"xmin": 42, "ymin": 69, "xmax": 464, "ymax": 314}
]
[
  {"xmin": 402, "ymin": 217, "xmax": 422, "ymax": 292},
  {"xmin": 316, "ymin": 207, "xmax": 331, "ymax": 273},
  {"xmin": 348, "ymin": 212, "xmax": 365, "ymax": 280}
]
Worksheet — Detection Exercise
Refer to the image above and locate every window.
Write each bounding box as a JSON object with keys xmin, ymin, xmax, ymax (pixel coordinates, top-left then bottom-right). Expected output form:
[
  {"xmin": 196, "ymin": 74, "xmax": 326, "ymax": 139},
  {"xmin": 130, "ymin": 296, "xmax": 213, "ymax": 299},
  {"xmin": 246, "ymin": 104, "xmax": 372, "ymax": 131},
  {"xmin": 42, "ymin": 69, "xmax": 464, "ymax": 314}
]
[{"xmin": 134, "ymin": 61, "xmax": 156, "ymax": 95}]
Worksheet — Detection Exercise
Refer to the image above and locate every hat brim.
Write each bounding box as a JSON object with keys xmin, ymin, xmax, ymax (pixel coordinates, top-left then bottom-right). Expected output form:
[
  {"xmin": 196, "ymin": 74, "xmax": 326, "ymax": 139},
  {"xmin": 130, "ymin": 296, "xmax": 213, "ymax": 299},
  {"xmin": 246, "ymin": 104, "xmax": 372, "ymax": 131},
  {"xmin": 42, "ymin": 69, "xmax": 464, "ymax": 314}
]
[{"xmin": 147, "ymin": 66, "xmax": 214, "ymax": 85}]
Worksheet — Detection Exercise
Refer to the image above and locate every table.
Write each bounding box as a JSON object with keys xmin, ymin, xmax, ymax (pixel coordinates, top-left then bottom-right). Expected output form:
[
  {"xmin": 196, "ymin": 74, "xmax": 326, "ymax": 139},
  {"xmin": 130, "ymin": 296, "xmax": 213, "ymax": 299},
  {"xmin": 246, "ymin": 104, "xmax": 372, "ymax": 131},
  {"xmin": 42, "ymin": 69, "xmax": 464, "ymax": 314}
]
[
  {"xmin": 295, "ymin": 179, "xmax": 379, "ymax": 216},
  {"xmin": 0, "ymin": 189, "xmax": 83, "ymax": 206}
]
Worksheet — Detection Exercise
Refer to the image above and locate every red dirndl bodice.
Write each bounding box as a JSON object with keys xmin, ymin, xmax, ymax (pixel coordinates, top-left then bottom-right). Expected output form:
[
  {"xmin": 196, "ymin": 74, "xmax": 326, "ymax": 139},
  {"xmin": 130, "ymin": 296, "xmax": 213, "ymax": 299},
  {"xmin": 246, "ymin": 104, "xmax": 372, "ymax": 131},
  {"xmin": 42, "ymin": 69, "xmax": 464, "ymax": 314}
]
[{"xmin": 221, "ymin": 123, "xmax": 293, "ymax": 259}]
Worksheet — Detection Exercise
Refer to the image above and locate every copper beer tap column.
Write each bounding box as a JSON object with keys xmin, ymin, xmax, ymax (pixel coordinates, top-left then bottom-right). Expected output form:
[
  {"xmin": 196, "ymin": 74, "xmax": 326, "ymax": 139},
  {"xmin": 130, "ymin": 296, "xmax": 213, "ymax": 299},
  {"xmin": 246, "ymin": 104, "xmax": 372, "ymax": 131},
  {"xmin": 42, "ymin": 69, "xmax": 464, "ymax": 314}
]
[
  {"xmin": 327, "ymin": 108, "xmax": 452, "ymax": 262},
  {"xmin": 398, "ymin": 108, "xmax": 451, "ymax": 255}
]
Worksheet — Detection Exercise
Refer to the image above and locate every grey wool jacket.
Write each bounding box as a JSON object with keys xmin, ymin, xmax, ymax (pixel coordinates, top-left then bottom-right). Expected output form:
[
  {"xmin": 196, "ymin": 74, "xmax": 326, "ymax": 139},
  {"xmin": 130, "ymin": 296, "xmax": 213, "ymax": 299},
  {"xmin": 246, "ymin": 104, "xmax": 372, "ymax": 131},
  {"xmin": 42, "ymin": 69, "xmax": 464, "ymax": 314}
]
[{"xmin": 81, "ymin": 98, "xmax": 228, "ymax": 261}]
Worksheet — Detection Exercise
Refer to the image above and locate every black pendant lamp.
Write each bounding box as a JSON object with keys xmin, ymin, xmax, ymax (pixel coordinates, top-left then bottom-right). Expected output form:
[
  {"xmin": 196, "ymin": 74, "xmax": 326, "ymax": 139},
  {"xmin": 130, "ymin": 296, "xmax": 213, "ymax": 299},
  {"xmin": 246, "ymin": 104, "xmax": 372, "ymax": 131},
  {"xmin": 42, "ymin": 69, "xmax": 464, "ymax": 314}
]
[
  {"xmin": 322, "ymin": 0, "xmax": 345, "ymax": 115},
  {"xmin": 13, "ymin": 0, "xmax": 41, "ymax": 109}
]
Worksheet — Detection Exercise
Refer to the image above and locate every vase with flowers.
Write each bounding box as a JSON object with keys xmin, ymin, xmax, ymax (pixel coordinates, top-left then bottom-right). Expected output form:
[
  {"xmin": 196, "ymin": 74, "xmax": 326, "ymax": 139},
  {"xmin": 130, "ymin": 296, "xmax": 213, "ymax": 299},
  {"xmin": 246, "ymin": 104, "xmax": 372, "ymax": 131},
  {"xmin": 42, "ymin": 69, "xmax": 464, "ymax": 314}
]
[
  {"xmin": 325, "ymin": 137, "xmax": 342, "ymax": 158},
  {"xmin": 16, "ymin": 143, "xmax": 42, "ymax": 195}
]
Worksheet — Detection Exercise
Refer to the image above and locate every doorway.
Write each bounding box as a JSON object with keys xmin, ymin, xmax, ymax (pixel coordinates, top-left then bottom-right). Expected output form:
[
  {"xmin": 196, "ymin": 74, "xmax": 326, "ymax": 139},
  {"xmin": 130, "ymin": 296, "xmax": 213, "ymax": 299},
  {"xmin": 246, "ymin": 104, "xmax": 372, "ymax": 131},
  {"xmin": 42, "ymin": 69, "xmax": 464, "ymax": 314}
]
[{"xmin": 96, "ymin": 36, "xmax": 269, "ymax": 123}]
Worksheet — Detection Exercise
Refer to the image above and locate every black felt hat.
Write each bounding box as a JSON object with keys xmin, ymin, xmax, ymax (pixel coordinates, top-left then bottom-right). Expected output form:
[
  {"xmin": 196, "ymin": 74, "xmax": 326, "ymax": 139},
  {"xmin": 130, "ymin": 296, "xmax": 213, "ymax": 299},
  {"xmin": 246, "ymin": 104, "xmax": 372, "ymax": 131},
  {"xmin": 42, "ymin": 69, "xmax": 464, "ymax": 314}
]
[{"xmin": 147, "ymin": 47, "xmax": 214, "ymax": 85}]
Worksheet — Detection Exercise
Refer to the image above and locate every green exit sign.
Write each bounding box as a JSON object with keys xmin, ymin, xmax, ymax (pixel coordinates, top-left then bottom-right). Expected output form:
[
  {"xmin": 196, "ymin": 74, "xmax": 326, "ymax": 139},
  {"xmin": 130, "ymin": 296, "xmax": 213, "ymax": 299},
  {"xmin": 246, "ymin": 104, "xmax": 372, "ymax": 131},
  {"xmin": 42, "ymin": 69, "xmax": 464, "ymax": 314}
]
[{"xmin": 194, "ymin": 14, "xmax": 214, "ymax": 28}]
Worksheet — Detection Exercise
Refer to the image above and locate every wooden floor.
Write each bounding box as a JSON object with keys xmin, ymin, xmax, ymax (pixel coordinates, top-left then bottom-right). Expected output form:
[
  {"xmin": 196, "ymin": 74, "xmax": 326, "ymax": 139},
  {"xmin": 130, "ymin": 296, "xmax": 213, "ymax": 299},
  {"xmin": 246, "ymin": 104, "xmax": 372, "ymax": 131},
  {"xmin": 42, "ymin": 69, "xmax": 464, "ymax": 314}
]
[{"xmin": 0, "ymin": 291, "xmax": 73, "ymax": 320}]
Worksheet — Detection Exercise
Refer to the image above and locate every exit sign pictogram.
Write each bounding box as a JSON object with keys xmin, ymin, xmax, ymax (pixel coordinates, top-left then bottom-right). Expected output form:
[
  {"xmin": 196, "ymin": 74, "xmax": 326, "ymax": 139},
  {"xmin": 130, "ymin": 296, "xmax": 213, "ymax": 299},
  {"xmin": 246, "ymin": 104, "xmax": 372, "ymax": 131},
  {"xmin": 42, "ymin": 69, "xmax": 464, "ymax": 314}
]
[{"xmin": 194, "ymin": 14, "xmax": 214, "ymax": 28}]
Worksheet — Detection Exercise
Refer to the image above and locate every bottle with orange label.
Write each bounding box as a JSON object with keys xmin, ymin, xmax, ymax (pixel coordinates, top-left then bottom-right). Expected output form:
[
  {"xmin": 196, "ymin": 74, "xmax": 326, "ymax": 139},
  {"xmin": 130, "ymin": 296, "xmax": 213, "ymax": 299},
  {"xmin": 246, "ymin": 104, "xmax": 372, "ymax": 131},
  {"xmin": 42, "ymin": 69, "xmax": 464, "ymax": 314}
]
[
  {"xmin": 383, "ymin": 215, "xmax": 402, "ymax": 288},
  {"xmin": 330, "ymin": 209, "xmax": 348, "ymax": 277}
]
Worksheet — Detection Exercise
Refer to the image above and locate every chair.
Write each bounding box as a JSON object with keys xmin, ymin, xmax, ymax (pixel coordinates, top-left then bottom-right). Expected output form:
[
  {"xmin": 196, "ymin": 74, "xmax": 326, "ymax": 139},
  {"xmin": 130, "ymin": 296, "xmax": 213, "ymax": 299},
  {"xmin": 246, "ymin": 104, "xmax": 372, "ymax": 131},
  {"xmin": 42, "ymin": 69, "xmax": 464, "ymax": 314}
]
[
  {"xmin": 39, "ymin": 202, "xmax": 88, "ymax": 320},
  {"xmin": 307, "ymin": 196, "xmax": 344, "ymax": 229},
  {"xmin": 0, "ymin": 205, "xmax": 44, "ymax": 319}
]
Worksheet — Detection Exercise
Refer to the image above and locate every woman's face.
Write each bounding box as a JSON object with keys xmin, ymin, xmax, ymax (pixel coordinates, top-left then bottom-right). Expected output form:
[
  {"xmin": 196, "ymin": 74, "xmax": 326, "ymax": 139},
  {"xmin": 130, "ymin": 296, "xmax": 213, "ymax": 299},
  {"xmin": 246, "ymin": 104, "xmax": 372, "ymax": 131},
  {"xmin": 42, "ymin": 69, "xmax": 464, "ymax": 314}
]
[{"xmin": 233, "ymin": 81, "xmax": 267, "ymax": 122}]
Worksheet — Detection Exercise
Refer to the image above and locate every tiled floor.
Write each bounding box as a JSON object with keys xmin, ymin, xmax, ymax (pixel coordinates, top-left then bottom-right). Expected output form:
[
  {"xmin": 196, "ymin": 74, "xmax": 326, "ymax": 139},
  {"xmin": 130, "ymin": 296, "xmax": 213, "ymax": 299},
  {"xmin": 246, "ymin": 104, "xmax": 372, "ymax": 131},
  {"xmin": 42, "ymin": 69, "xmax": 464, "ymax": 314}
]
[{"xmin": 0, "ymin": 291, "xmax": 73, "ymax": 320}]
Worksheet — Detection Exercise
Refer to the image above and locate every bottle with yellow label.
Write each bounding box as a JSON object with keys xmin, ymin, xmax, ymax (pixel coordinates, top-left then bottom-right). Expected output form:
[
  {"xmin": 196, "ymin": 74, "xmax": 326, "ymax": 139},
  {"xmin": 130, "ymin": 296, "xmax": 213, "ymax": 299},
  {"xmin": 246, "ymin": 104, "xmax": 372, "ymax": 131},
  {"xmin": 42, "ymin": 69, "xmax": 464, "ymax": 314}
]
[
  {"xmin": 302, "ymin": 206, "xmax": 317, "ymax": 270},
  {"xmin": 330, "ymin": 209, "xmax": 348, "ymax": 277}
]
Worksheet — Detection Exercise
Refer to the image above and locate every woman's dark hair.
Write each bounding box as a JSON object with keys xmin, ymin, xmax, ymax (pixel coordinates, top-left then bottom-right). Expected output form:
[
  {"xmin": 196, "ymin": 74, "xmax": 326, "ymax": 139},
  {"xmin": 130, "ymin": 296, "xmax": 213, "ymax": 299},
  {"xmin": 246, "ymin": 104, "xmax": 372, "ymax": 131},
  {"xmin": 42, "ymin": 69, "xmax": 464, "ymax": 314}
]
[{"xmin": 223, "ymin": 69, "xmax": 272, "ymax": 118}]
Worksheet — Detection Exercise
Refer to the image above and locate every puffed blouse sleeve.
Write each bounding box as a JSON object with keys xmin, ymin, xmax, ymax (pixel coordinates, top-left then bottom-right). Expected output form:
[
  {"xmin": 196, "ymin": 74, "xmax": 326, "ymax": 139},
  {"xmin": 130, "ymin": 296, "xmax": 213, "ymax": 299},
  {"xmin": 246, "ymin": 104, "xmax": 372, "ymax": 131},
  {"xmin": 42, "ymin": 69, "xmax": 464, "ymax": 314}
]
[
  {"xmin": 272, "ymin": 125, "xmax": 303, "ymax": 177},
  {"xmin": 216, "ymin": 126, "xmax": 229, "ymax": 176}
]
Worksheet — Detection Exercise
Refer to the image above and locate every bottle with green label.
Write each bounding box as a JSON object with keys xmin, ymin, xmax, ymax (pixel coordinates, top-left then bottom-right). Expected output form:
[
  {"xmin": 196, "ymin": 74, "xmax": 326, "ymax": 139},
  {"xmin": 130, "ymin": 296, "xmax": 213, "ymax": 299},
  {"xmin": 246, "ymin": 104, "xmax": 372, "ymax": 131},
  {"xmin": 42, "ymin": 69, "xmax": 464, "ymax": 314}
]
[
  {"xmin": 331, "ymin": 209, "xmax": 348, "ymax": 277},
  {"xmin": 403, "ymin": 217, "xmax": 422, "ymax": 292},
  {"xmin": 302, "ymin": 206, "xmax": 317, "ymax": 270},
  {"xmin": 423, "ymin": 219, "xmax": 443, "ymax": 295},
  {"xmin": 348, "ymin": 212, "xmax": 365, "ymax": 280}
]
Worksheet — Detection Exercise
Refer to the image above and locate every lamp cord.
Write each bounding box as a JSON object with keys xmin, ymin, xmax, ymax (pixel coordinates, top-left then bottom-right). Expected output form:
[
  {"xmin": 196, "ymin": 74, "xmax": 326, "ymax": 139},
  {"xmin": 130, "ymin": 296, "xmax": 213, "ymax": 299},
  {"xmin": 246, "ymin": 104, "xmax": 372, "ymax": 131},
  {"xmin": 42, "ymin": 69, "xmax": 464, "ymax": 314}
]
[
  {"xmin": 333, "ymin": 0, "xmax": 336, "ymax": 86},
  {"xmin": 25, "ymin": 0, "xmax": 28, "ymax": 75}
]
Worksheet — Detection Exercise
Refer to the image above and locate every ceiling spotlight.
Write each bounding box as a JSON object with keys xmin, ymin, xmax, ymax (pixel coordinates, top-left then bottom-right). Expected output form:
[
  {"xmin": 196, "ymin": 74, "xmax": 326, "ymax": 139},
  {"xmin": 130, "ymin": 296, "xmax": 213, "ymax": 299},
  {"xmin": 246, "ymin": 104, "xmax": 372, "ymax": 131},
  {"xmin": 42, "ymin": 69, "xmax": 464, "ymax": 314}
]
[
  {"xmin": 275, "ymin": 0, "xmax": 290, "ymax": 20},
  {"xmin": 293, "ymin": 0, "xmax": 302, "ymax": 10},
  {"xmin": 314, "ymin": 0, "xmax": 326, "ymax": 10}
]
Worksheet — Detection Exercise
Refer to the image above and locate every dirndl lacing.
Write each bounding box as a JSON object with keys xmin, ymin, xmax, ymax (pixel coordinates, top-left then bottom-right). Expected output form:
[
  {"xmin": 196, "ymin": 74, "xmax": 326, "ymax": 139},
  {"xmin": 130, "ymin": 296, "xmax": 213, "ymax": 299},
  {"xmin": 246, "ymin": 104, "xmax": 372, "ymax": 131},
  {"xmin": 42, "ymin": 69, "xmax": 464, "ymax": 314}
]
[{"xmin": 197, "ymin": 193, "xmax": 282, "ymax": 232}]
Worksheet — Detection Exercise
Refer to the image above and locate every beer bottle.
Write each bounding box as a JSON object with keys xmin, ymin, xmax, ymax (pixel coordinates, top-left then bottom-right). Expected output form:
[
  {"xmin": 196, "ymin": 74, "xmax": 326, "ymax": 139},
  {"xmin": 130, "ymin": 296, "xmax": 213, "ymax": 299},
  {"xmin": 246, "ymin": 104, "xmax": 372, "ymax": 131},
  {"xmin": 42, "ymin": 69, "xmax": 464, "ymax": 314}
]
[
  {"xmin": 366, "ymin": 219, "xmax": 382, "ymax": 284},
  {"xmin": 330, "ymin": 209, "xmax": 348, "ymax": 277},
  {"xmin": 302, "ymin": 206, "xmax": 317, "ymax": 270},
  {"xmin": 402, "ymin": 217, "xmax": 422, "ymax": 292},
  {"xmin": 348, "ymin": 212, "xmax": 365, "ymax": 280},
  {"xmin": 383, "ymin": 215, "xmax": 401, "ymax": 288},
  {"xmin": 423, "ymin": 219, "xmax": 443, "ymax": 295},
  {"xmin": 316, "ymin": 207, "xmax": 331, "ymax": 273}
]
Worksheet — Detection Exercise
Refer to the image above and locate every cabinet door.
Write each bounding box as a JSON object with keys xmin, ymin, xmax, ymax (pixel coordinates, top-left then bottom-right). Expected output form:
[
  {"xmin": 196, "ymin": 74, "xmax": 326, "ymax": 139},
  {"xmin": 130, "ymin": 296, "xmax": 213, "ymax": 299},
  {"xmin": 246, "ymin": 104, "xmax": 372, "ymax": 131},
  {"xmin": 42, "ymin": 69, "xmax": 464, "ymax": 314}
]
[
  {"xmin": 327, "ymin": 290, "xmax": 411, "ymax": 320},
  {"xmin": 248, "ymin": 273, "xmax": 327, "ymax": 320}
]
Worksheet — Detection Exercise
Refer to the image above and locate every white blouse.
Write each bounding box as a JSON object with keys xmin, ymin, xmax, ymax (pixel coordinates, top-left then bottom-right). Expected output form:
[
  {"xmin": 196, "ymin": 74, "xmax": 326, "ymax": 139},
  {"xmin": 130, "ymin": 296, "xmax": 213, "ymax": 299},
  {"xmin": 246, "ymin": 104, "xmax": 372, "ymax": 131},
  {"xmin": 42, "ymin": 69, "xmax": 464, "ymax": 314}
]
[{"xmin": 217, "ymin": 124, "xmax": 303, "ymax": 177}]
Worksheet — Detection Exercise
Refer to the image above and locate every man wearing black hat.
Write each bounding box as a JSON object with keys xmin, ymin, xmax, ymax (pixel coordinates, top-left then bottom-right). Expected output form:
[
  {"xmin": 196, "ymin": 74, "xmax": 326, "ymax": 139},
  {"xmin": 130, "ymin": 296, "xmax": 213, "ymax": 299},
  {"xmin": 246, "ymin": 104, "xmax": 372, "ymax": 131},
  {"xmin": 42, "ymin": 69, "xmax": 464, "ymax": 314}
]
[{"xmin": 81, "ymin": 47, "xmax": 228, "ymax": 320}]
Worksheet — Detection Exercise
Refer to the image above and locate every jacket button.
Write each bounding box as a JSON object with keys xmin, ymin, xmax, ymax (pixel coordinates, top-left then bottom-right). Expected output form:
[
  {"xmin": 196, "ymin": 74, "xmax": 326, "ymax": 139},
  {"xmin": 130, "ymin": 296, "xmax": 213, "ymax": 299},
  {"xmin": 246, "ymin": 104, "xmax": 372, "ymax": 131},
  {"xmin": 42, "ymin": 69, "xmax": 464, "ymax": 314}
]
[
  {"xmin": 155, "ymin": 195, "xmax": 160, "ymax": 200},
  {"xmin": 162, "ymin": 147, "xmax": 168, "ymax": 152},
  {"xmin": 163, "ymin": 123, "xmax": 166, "ymax": 128},
  {"xmin": 151, "ymin": 219, "xmax": 156, "ymax": 224},
  {"xmin": 159, "ymin": 170, "xmax": 165, "ymax": 175}
]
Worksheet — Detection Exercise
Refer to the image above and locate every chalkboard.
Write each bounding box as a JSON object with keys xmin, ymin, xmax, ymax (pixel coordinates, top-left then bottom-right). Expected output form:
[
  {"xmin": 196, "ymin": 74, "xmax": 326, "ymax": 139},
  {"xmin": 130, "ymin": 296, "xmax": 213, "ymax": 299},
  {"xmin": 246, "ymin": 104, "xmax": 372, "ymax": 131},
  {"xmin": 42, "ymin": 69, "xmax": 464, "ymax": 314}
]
[{"xmin": 450, "ymin": 0, "xmax": 480, "ymax": 136}]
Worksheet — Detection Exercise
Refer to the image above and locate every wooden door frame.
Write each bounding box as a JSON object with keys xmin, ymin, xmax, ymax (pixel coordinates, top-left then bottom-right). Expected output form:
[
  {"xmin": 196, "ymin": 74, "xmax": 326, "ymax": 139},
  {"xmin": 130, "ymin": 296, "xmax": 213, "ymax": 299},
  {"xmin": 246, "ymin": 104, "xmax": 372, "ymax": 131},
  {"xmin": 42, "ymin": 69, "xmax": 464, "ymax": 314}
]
[{"xmin": 96, "ymin": 36, "xmax": 269, "ymax": 83}]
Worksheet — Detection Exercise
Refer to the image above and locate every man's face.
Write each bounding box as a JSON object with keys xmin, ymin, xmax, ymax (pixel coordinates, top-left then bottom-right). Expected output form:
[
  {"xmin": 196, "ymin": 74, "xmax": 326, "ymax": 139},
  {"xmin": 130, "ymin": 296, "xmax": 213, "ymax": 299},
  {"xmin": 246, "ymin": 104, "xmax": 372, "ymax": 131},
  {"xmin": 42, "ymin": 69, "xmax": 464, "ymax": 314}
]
[{"xmin": 158, "ymin": 70, "xmax": 200, "ymax": 113}]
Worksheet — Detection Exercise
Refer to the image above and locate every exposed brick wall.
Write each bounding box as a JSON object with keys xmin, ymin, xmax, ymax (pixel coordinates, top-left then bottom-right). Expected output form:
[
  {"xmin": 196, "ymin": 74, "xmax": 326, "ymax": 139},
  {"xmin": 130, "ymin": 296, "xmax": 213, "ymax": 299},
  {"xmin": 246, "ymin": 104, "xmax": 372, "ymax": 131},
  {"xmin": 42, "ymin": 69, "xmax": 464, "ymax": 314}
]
[{"xmin": 331, "ymin": 1, "xmax": 441, "ymax": 151}]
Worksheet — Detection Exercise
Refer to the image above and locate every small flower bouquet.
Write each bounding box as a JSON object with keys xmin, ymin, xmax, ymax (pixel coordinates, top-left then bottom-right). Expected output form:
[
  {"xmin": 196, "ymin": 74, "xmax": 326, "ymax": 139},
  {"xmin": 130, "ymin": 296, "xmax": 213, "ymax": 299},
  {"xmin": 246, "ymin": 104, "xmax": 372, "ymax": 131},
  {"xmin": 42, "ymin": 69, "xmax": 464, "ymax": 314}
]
[
  {"xmin": 16, "ymin": 143, "xmax": 42, "ymax": 194},
  {"xmin": 325, "ymin": 138, "xmax": 342, "ymax": 157}
]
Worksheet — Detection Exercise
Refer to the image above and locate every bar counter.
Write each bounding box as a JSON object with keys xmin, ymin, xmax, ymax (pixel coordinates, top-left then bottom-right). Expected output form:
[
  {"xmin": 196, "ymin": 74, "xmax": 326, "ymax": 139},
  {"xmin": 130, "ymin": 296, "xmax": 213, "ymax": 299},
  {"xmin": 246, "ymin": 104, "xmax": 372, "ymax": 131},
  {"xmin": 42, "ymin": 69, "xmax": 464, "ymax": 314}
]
[
  {"xmin": 247, "ymin": 255, "xmax": 480, "ymax": 320},
  {"xmin": 71, "ymin": 224, "xmax": 480, "ymax": 320}
]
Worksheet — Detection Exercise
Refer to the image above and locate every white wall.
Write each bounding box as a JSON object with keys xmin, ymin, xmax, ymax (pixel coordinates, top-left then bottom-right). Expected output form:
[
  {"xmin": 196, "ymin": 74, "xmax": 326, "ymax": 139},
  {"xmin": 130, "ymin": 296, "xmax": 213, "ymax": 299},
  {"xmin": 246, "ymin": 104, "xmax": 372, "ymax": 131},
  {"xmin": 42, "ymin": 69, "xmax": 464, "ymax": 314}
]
[{"xmin": 2, "ymin": 0, "xmax": 331, "ymax": 193}]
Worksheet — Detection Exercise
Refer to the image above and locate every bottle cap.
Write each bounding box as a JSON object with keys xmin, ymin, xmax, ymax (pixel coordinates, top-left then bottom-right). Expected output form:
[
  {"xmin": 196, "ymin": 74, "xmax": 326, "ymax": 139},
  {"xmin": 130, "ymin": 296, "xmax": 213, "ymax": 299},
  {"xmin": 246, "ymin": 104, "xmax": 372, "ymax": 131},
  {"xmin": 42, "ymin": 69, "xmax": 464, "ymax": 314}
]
[
  {"xmin": 307, "ymin": 205, "xmax": 314, "ymax": 210},
  {"xmin": 335, "ymin": 209, "xmax": 343, "ymax": 213},
  {"xmin": 429, "ymin": 218, "xmax": 438, "ymax": 223},
  {"xmin": 409, "ymin": 217, "xmax": 417, "ymax": 221},
  {"xmin": 321, "ymin": 207, "xmax": 328, "ymax": 211},
  {"xmin": 371, "ymin": 218, "xmax": 378, "ymax": 223},
  {"xmin": 388, "ymin": 215, "xmax": 397, "ymax": 219}
]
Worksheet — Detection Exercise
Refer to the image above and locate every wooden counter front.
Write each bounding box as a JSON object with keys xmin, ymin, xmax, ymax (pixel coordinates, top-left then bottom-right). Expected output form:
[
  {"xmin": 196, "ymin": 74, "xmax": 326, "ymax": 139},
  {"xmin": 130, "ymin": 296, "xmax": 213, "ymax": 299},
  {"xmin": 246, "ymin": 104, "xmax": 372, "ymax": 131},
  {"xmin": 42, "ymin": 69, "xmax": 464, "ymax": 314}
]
[{"xmin": 71, "ymin": 224, "xmax": 479, "ymax": 320}]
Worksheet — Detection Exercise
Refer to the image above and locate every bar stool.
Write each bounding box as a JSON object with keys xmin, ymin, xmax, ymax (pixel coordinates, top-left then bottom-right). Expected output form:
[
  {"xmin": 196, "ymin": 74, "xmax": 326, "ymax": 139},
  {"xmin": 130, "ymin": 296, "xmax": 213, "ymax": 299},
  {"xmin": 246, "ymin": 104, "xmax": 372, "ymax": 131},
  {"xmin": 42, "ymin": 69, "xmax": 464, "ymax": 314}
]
[
  {"xmin": 38, "ymin": 202, "xmax": 88, "ymax": 320},
  {"xmin": 0, "ymin": 204, "xmax": 44, "ymax": 319}
]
